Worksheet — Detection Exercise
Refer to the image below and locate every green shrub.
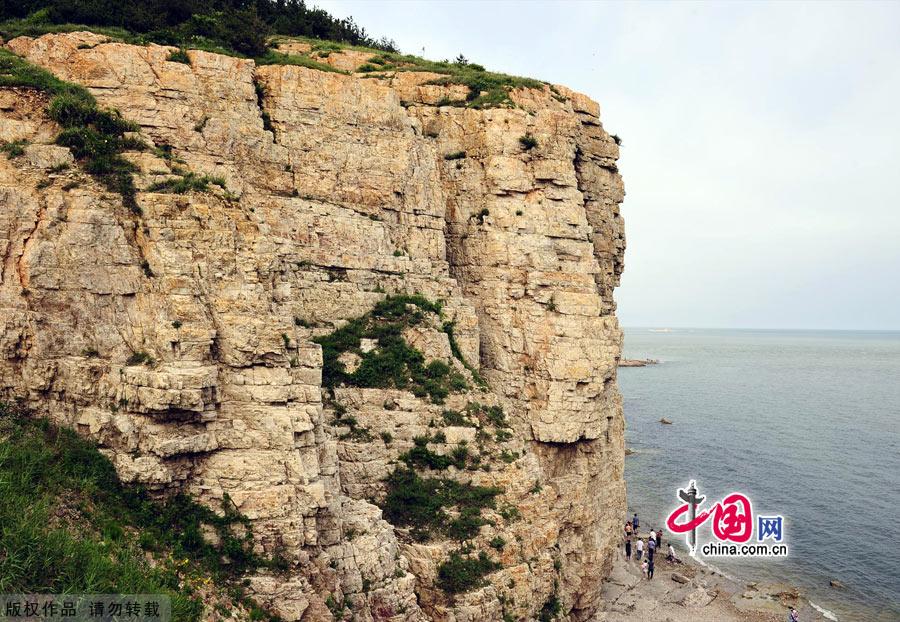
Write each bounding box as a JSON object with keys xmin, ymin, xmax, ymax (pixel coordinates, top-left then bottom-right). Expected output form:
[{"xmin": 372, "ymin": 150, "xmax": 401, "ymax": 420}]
[
  {"xmin": 444, "ymin": 506, "xmax": 487, "ymax": 540},
  {"xmin": 166, "ymin": 49, "xmax": 190, "ymax": 64},
  {"xmin": 0, "ymin": 139, "xmax": 27, "ymax": 158},
  {"xmin": 330, "ymin": 404, "xmax": 373, "ymax": 442},
  {"xmin": 436, "ymin": 550, "xmax": 500, "ymax": 594},
  {"xmin": 146, "ymin": 172, "xmax": 226, "ymax": 194},
  {"xmin": 538, "ymin": 592, "xmax": 561, "ymax": 621},
  {"xmin": 441, "ymin": 409, "xmax": 473, "ymax": 427},
  {"xmin": 499, "ymin": 450, "xmax": 518, "ymax": 464},
  {"xmin": 498, "ymin": 504, "xmax": 520, "ymax": 522},
  {"xmin": 489, "ymin": 536, "xmax": 506, "ymax": 550},
  {"xmin": 519, "ymin": 133, "xmax": 538, "ymax": 150},
  {"xmin": 381, "ymin": 467, "xmax": 501, "ymax": 542},
  {"xmin": 312, "ymin": 295, "xmax": 464, "ymax": 403},
  {"xmin": 125, "ymin": 351, "xmax": 154, "ymax": 366},
  {"xmin": 402, "ymin": 435, "xmax": 451, "ymax": 470},
  {"xmin": 466, "ymin": 402, "xmax": 509, "ymax": 428}
]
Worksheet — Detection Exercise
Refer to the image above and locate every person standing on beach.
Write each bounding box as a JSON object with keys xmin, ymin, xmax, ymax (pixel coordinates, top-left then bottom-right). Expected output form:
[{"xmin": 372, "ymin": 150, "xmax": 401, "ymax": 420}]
[
  {"xmin": 636, "ymin": 537, "xmax": 644, "ymax": 560},
  {"xmin": 641, "ymin": 558, "xmax": 648, "ymax": 578},
  {"xmin": 647, "ymin": 556, "xmax": 655, "ymax": 580},
  {"xmin": 649, "ymin": 527, "xmax": 656, "ymax": 543},
  {"xmin": 625, "ymin": 537, "xmax": 632, "ymax": 560},
  {"xmin": 647, "ymin": 535, "xmax": 656, "ymax": 560},
  {"xmin": 632, "ymin": 513, "xmax": 640, "ymax": 533},
  {"xmin": 625, "ymin": 521, "xmax": 633, "ymax": 538},
  {"xmin": 667, "ymin": 543, "xmax": 676, "ymax": 562},
  {"xmin": 656, "ymin": 529, "xmax": 662, "ymax": 549},
  {"xmin": 788, "ymin": 608, "xmax": 799, "ymax": 622}
]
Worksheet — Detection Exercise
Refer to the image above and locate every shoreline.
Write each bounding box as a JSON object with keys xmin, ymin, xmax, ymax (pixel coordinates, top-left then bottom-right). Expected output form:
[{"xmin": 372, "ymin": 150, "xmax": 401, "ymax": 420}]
[{"xmin": 594, "ymin": 532, "xmax": 831, "ymax": 621}]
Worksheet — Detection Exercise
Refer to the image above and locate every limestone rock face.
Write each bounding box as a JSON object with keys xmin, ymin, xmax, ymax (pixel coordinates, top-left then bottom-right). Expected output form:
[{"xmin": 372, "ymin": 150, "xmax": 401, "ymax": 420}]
[{"xmin": 1, "ymin": 33, "xmax": 626, "ymax": 622}]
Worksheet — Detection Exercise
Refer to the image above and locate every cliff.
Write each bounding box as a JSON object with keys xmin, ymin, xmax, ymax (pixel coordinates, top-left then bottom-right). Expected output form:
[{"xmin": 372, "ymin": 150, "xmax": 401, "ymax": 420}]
[{"xmin": 0, "ymin": 32, "xmax": 626, "ymax": 622}]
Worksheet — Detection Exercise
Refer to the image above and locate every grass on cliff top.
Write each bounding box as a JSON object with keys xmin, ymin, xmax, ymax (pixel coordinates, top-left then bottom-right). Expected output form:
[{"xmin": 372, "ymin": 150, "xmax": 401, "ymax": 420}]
[
  {"xmin": 1, "ymin": 8, "xmax": 550, "ymax": 108},
  {"xmin": 275, "ymin": 36, "xmax": 547, "ymax": 108},
  {"xmin": 0, "ymin": 402, "xmax": 285, "ymax": 622},
  {"xmin": 312, "ymin": 294, "xmax": 469, "ymax": 404}
]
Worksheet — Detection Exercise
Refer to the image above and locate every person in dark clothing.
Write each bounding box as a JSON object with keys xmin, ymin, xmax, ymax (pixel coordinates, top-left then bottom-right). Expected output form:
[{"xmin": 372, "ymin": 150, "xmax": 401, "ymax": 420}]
[
  {"xmin": 656, "ymin": 530, "xmax": 662, "ymax": 549},
  {"xmin": 647, "ymin": 556, "xmax": 655, "ymax": 579},
  {"xmin": 632, "ymin": 513, "xmax": 639, "ymax": 532},
  {"xmin": 625, "ymin": 537, "xmax": 632, "ymax": 560}
]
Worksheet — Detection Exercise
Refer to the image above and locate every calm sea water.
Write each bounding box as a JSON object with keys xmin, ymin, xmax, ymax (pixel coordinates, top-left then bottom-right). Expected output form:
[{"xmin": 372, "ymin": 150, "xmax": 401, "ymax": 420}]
[{"xmin": 619, "ymin": 328, "xmax": 900, "ymax": 622}]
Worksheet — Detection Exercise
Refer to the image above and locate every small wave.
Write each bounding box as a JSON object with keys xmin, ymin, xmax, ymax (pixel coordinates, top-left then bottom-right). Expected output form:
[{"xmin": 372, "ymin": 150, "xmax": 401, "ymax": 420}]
[
  {"xmin": 809, "ymin": 600, "xmax": 839, "ymax": 621},
  {"xmin": 689, "ymin": 553, "xmax": 735, "ymax": 580}
]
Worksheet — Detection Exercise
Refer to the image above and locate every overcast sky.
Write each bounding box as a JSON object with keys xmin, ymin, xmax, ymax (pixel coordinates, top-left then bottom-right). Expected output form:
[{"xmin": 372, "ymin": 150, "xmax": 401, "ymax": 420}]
[{"xmin": 319, "ymin": 1, "xmax": 900, "ymax": 330}]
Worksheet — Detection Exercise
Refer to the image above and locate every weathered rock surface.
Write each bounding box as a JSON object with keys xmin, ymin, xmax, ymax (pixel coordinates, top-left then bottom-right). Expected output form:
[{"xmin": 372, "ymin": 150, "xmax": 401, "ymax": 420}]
[{"xmin": 1, "ymin": 33, "xmax": 626, "ymax": 621}]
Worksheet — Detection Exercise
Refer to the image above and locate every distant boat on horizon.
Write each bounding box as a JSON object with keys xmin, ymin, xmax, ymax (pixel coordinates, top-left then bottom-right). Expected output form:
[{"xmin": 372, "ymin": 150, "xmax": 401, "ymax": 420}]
[{"xmin": 648, "ymin": 328, "xmax": 673, "ymax": 333}]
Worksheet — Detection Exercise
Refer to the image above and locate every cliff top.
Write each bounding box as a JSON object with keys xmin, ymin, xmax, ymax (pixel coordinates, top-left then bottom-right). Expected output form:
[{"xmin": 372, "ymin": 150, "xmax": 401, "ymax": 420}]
[{"xmin": 1, "ymin": 5, "xmax": 605, "ymax": 116}]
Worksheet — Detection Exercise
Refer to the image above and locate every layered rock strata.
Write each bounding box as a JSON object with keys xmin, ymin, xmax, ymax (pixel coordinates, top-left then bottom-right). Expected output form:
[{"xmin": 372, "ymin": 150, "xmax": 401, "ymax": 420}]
[{"xmin": 0, "ymin": 32, "xmax": 626, "ymax": 622}]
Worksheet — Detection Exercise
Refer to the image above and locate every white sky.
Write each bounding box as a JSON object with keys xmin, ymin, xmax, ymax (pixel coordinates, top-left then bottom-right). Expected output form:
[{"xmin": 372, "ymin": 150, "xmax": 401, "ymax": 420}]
[{"xmin": 318, "ymin": 0, "xmax": 900, "ymax": 330}]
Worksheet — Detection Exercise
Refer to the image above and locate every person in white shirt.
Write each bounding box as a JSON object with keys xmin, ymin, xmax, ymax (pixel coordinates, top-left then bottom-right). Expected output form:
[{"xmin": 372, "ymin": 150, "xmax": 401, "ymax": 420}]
[
  {"xmin": 636, "ymin": 538, "xmax": 644, "ymax": 560},
  {"xmin": 649, "ymin": 528, "xmax": 656, "ymax": 542},
  {"xmin": 667, "ymin": 543, "xmax": 677, "ymax": 562}
]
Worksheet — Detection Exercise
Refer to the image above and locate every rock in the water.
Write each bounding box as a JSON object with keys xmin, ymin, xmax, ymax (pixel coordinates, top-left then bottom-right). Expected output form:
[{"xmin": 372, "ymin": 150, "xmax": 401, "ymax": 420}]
[
  {"xmin": 660, "ymin": 417, "xmax": 673, "ymax": 424},
  {"xmin": 618, "ymin": 358, "xmax": 659, "ymax": 367}
]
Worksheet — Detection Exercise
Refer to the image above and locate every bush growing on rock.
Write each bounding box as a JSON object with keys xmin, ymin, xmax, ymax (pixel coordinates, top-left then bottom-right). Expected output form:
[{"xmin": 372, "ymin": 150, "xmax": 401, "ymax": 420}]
[
  {"xmin": 312, "ymin": 295, "xmax": 467, "ymax": 403},
  {"xmin": 436, "ymin": 550, "xmax": 500, "ymax": 593}
]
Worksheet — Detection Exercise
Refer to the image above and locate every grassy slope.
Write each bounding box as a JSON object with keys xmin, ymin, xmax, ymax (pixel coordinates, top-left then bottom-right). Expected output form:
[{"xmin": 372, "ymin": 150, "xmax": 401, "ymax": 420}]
[{"xmin": 0, "ymin": 404, "xmax": 283, "ymax": 622}]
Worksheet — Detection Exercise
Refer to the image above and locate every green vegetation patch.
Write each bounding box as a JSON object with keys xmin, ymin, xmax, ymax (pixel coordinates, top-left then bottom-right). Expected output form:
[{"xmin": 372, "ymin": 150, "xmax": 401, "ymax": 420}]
[
  {"xmin": 381, "ymin": 467, "xmax": 502, "ymax": 542},
  {"xmin": 147, "ymin": 172, "xmax": 227, "ymax": 194},
  {"xmin": 466, "ymin": 402, "xmax": 509, "ymax": 428},
  {"xmin": 436, "ymin": 550, "xmax": 500, "ymax": 594},
  {"xmin": 519, "ymin": 133, "xmax": 538, "ymax": 150},
  {"xmin": 442, "ymin": 321, "xmax": 488, "ymax": 388},
  {"xmin": 0, "ymin": 139, "xmax": 28, "ymax": 158},
  {"xmin": 1, "ymin": 2, "xmax": 398, "ymax": 60},
  {"xmin": 357, "ymin": 52, "xmax": 544, "ymax": 109},
  {"xmin": 400, "ymin": 434, "xmax": 469, "ymax": 471},
  {"xmin": 312, "ymin": 295, "xmax": 468, "ymax": 404},
  {"xmin": 538, "ymin": 590, "xmax": 562, "ymax": 621},
  {"xmin": 166, "ymin": 49, "xmax": 191, "ymax": 65},
  {"xmin": 255, "ymin": 50, "xmax": 348, "ymax": 75},
  {"xmin": 0, "ymin": 403, "xmax": 285, "ymax": 621},
  {"xmin": 0, "ymin": 48, "xmax": 144, "ymax": 212}
]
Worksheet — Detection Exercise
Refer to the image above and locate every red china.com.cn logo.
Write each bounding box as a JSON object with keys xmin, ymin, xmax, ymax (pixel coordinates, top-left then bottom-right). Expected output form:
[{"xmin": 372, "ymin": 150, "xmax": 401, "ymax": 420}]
[{"xmin": 665, "ymin": 480, "xmax": 788, "ymax": 557}]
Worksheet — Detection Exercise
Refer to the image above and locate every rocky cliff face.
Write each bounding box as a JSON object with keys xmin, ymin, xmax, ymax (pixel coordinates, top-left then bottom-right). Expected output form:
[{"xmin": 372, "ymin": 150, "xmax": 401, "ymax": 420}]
[{"xmin": 0, "ymin": 32, "xmax": 626, "ymax": 622}]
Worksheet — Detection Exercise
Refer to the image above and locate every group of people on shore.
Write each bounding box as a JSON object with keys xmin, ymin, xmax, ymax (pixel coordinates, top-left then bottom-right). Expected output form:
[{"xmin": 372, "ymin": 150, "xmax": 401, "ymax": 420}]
[
  {"xmin": 623, "ymin": 512, "xmax": 803, "ymax": 622},
  {"xmin": 623, "ymin": 512, "xmax": 677, "ymax": 580}
]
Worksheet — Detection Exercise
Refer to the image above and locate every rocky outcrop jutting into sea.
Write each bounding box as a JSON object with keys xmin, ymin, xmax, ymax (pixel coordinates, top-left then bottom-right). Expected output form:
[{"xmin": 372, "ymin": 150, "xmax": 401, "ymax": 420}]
[{"xmin": 0, "ymin": 32, "xmax": 626, "ymax": 621}]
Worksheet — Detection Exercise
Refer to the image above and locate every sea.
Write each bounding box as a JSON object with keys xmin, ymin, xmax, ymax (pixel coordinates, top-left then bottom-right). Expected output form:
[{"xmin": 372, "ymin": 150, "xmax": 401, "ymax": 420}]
[{"xmin": 619, "ymin": 328, "xmax": 900, "ymax": 622}]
